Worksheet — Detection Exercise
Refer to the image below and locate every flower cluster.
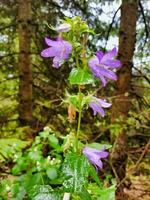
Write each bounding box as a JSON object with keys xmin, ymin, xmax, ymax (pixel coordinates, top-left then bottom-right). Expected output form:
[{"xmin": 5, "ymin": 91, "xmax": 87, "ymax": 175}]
[
  {"xmin": 89, "ymin": 97, "xmax": 111, "ymax": 117},
  {"xmin": 41, "ymin": 22, "xmax": 121, "ymax": 85},
  {"xmin": 83, "ymin": 147, "xmax": 108, "ymax": 172},
  {"xmin": 41, "ymin": 37, "xmax": 72, "ymax": 68},
  {"xmin": 41, "ymin": 19, "xmax": 121, "ymax": 172},
  {"xmin": 89, "ymin": 48, "xmax": 121, "ymax": 87}
]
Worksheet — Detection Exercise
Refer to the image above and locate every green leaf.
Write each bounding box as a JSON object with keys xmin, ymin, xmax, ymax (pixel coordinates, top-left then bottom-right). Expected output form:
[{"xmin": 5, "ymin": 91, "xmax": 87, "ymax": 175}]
[
  {"xmin": 62, "ymin": 152, "xmax": 90, "ymax": 193},
  {"xmin": 12, "ymin": 157, "xmax": 28, "ymax": 175},
  {"xmin": 12, "ymin": 164, "xmax": 22, "ymax": 175},
  {"xmin": 67, "ymin": 95, "xmax": 79, "ymax": 108},
  {"xmin": 22, "ymin": 173, "xmax": 45, "ymax": 193},
  {"xmin": 97, "ymin": 185, "xmax": 116, "ymax": 200},
  {"xmin": 89, "ymin": 164, "xmax": 101, "ymax": 186},
  {"xmin": 28, "ymin": 185, "xmax": 52, "ymax": 199},
  {"xmin": 46, "ymin": 167, "xmax": 58, "ymax": 180},
  {"xmin": 11, "ymin": 183, "xmax": 26, "ymax": 200},
  {"xmin": 69, "ymin": 68, "xmax": 94, "ymax": 85},
  {"xmin": 39, "ymin": 130, "xmax": 50, "ymax": 138},
  {"xmin": 0, "ymin": 139, "xmax": 30, "ymax": 162},
  {"xmin": 77, "ymin": 190, "xmax": 92, "ymax": 200},
  {"xmin": 88, "ymin": 183, "xmax": 116, "ymax": 200},
  {"xmin": 28, "ymin": 185, "xmax": 62, "ymax": 200},
  {"xmin": 48, "ymin": 135, "xmax": 59, "ymax": 146},
  {"xmin": 48, "ymin": 135, "xmax": 61, "ymax": 152}
]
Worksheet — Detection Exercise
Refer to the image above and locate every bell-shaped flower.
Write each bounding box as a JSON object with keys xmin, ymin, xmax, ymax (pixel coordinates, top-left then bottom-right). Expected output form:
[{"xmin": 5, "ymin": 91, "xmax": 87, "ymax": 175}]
[
  {"xmin": 56, "ymin": 23, "xmax": 71, "ymax": 32},
  {"xmin": 83, "ymin": 147, "xmax": 108, "ymax": 172},
  {"xmin": 41, "ymin": 37, "xmax": 72, "ymax": 68},
  {"xmin": 88, "ymin": 47, "xmax": 121, "ymax": 87},
  {"xmin": 89, "ymin": 96, "xmax": 111, "ymax": 117}
]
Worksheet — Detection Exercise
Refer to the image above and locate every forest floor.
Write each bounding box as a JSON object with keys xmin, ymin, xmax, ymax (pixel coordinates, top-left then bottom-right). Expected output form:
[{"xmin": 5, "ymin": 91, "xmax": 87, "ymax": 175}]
[
  {"xmin": 123, "ymin": 142, "xmax": 150, "ymax": 200},
  {"xmin": 124, "ymin": 174, "xmax": 150, "ymax": 200},
  {"xmin": 0, "ymin": 139, "xmax": 149, "ymax": 200}
]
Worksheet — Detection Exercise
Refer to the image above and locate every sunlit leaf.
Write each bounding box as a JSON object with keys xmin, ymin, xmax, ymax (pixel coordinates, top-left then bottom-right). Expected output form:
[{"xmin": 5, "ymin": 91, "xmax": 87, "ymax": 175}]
[
  {"xmin": 62, "ymin": 151, "xmax": 90, "ymax": 192},
  {"xmin": 69, "ymin": 68, "xmax": 94, "ymax": 85}
]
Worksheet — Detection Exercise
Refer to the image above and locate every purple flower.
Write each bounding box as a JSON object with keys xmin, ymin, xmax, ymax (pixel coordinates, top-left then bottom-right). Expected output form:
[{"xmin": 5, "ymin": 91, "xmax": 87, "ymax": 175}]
[
  {"xmin": 88, "ymin": 47, "xmax": 121, "ymax": 87},
  {"xmin": 41, "ymin": 37, "xmax": 72, "ymax": 68},
  {"xmin": 83, "ymin": 147, "xmax": 108, "ymax": 172},
  {"xmin": 56, "ymin": 23, "xmax": 71, "ymax": 32},
  {"xmin": 89, "ymin": 97, "xmax": 111, "ymax": 117}
]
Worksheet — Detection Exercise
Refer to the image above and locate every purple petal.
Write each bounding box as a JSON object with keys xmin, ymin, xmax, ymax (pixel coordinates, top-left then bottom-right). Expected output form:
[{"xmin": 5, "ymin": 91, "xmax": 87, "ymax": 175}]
[
  {"xmin": 88, "ymin": 56, "xmax": 99, "ymax": 69},
  {"xmin": 89, "ymin": 102, "xmax": 105, "ymax": 117},
  {"xmin": 98, "ymin": 67, "xmax": 117, "ymax": 81},
  {"xmin": 83, "ymin": 147, "xmax": 96, "ymax": 157},
  {"xmin": 95, "ymin": 159, "xmax": 103, "ymax": 169},
  {"xmin": 45, "ymin": 37, "xmax": 58, "ymax": 47},
  {"xmin": 41, "ymin": 37, "xmax": 72, "ymax": 69},
  {"xmin": 94, "ymin": 164, "xmax": 99, "ymax": 173},
  {"xmin": 101, "ymin": 59, "xmax": 121, "ymax": 68},
  {"xmin": 97, "ymin": 99, "xmax": 112, "ymax": 108},
  {"xmin": 83, "ymin": 147, "xmax": 108, "ymax": 171},
  {"xmin": 102, "ymin": 47, "xmax": 117, "ymax": 61},
  {"xmin": 96, "ymin": 51, "xmax": 104, "ymax": 62},
  {"xmin": 61, "ymin": 41, "xmax": 72, "ymax": 59},
  {"xmin": 88, "ymin": 57, "xmax": 108, "ymax": 86},
  {"xmin": 41, "ymin": 47, "xmax": 60, "ymax": 58},
  {"xmin": 95, "ymin": 151, "xmax": 109, "ymax": 158},
  {"xmin": 83, "ymin": 147, "xmax": 100, "ymax": 162},
  {"xmin": 98, "ymin": 75, "xmax": 107, "ymax": 87}
]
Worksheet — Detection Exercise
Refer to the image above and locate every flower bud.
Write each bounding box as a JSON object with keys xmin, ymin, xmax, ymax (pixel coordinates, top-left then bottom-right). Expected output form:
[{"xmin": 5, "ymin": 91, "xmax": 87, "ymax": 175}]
[{"xmin": 56, "ymin": 23, "xmax": 71, "ymax": 32}]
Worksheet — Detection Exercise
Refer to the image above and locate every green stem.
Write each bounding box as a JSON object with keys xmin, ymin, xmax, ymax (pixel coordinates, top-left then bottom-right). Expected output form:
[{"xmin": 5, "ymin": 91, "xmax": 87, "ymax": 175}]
[
  {"xmin": 75, "ymin": 87, "xmax": 82, "ymax": 152},
  {"xmin": 75, "ymin": 55, "xmax": 80, "ymax": 68},
  {"xmin": 40, "ymin": 172, "xmax": 44, "ymax": 185}
]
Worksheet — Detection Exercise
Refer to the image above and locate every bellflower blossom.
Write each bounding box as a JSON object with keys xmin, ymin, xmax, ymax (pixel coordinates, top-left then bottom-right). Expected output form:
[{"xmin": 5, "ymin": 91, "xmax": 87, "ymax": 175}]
[
  {"xmin": 88, "ymin": 47, "xmax": 121, "ymax": 87},
  {"xmin": 41, "ymin": 37, "xmax": 72, "ymax": 68},
  {"xmin": 83, "ymin": 147, "xmax": 108, "ymax": 172},
  {"xmin": 56, "ymin": 23, "xmax": 71, "ymax": 32},
  {"xmin": 89, "ymin": 97, "xmax": 111, "ymax": 117}
]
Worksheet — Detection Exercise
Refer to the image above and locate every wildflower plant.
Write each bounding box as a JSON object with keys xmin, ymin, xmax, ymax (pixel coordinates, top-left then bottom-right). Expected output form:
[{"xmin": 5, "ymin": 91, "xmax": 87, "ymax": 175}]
[
  {"xmin": 41, "ymin": 16, "xmax": 121, "ymax": 199},
  {"xmin": 7, "ymin": 16, "xmax": 121, "ymax": 200}
]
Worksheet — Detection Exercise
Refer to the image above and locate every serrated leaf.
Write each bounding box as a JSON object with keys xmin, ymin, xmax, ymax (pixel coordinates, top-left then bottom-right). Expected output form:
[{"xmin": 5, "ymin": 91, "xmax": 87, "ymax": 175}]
[
  {"xmin": 28, "ymin": 185, "xmax": 62, "ymax": 200},
  {"xmin": 69, "ymin": 68, "xmax": 94, "ymax": 85},
  {"xmin": 62, "ymin": 152, "xmax": 90, "ymax": 193},
  {"xmin": 28, "ymin": 185, "xmax": 53, "ymax": 199},
  {"xmin": 32, "ymin": 193, "xmax": 62, "ymax": 200},
  {"xmin": 33, "ymin": 193, "xmax": 58, "ymax": 200}
]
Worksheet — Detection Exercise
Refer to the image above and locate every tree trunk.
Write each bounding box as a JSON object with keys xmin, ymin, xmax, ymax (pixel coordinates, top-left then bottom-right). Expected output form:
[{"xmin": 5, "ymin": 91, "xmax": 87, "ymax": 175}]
[
  {"xmin": 111, "ymin": 0, "xmax": 138, "ymax": 198},
  {"xmin": 18, "ymin": 0, "xmax": 33, "ymax": 126}
]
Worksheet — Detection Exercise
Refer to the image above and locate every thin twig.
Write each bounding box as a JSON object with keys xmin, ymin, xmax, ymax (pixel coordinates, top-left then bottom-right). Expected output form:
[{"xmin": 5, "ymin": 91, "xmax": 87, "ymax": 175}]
[
  {"xmin": 139, "ymin": 1, "xmax": 149, "ymax": 50},
  {"xmin": 104, "ymin": 6, "xmax": 121, "ymax": 49}
]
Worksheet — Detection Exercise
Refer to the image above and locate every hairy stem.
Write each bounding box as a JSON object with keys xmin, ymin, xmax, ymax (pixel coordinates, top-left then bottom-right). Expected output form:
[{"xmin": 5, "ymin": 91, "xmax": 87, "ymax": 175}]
[{"xmin": 75, "ymin": 87, "xmax": 82, "ymax": 152}]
